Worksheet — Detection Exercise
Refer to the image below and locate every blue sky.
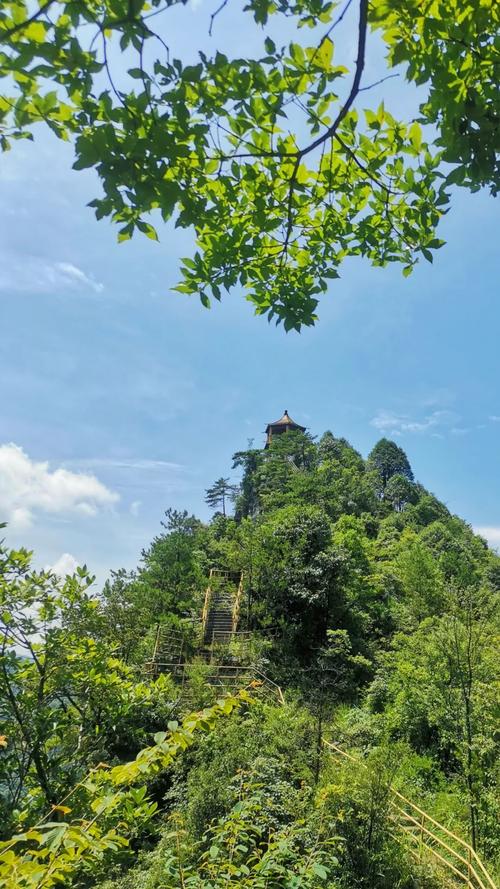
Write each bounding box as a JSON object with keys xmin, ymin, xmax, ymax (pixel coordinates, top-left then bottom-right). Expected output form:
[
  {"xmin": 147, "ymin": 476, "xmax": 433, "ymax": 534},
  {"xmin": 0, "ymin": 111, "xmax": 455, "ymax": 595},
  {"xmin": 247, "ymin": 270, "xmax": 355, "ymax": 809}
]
[{"xmin": 0, "ymin": 1, "xmax": 499, "ymax": 582}]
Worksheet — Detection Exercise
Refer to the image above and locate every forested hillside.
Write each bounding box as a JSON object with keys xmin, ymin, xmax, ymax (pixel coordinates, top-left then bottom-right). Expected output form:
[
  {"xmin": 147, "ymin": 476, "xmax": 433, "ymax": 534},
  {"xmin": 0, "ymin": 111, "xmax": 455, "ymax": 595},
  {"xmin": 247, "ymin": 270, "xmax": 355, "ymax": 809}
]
[{"xmin": 1, "ymin": 426, "xmax": 499, "ymax": 889}]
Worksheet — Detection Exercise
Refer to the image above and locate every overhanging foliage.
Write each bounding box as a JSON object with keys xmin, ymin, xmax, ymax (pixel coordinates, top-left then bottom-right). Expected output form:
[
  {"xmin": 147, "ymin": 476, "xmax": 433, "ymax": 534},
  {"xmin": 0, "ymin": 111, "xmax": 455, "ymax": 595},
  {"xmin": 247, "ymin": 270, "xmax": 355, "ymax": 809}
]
[{"xmin": 1, "ymin": 0, "xmax": 498, "ymax": 328}]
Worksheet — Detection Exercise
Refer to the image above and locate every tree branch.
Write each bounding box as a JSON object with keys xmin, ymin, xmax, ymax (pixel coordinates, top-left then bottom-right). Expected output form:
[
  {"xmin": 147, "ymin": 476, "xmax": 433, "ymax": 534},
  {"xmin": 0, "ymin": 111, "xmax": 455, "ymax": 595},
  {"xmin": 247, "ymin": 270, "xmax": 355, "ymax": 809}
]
[
  {"xmin": 334, "ymin": 133, "xmax": 401, "ymax": 195},
  {"xmin": 359, "ymin": 72, "xmax": 399, "ymax": 92},
  {"xmin": 2, "ymin": 0, "xmax": 54, "ymax": 38},
  {"xmin": 209, "ymin": 0, "xmax": 229, "ymax": 36},
  {"xmin": 299, "ymin": 0, "xmax": 368, "ymax": 161},
  {"xmin": 281, "ymin": 156, "xmax": 301, "ymax": 264},
  {"xmin": 210, "ymin": 0, "xmax": 368, "ymax": 171},
  {"xmin": 310, "ymin": 0, "xmax": 355, "ymax": 67}
]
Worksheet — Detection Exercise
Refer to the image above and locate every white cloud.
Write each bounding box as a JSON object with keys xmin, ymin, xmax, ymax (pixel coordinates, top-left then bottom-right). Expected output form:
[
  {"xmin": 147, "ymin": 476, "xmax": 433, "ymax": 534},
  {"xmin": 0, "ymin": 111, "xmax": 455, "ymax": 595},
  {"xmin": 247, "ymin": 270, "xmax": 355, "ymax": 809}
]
[
  {"xmin": 10, "ymin": 507, "xmax": 32, "ymax": 530},
  {"xmin": 50, "ymin": 553, "xmax": 79, "ymax": 577},
  {"xmin": 66, "ymin": 457, "xmax": 187, "ymax": 473},
  {"xmin": 488, "ymin": 415, "xmax": 500, "ymax": 423},
  {"xmin": 55, "ymin": 262, "xmax": 104, "ymax": 293},
  {"xmin": 370, "ymin": 409, "xmax": 458, "ymax": 436},
  {"xmin": 130, "ymin": 500, "xmax": 141, "ymax": 517},
  {"xmin": 89, "ymin": 458, "xmax": 184, "ymax": 471},
  {"xmin": 0, "ymin": 443, "xmax": 119, "ymax": 528},
  {"xmin": 421, "ymin": 389, "xmax": 456, "ymax": 408},
  {"xmin": 0, "ymin": 255, "xmax": 103, "ymax": 295},
  {"xmin": 474, "ymin": 526, "xmax": 500, "ymax": 550}
]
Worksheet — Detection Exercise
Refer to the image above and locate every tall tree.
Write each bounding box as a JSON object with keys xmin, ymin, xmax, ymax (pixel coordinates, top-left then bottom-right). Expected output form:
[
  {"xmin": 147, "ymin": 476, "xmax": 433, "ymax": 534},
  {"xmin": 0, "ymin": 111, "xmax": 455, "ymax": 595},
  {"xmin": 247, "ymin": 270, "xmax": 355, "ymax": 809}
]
[
  {"xmin": 253, "ymin": 504, "xmax": 342, "ymax": 657},
  {"xmin": 318, "ymin": 432, "xmax": 364, "ymax": 468},
  {"xmin": 379, "ymin": 585, "xmax": 499, "ymax": 852},
  {"xmin": 384, "ymin": 473, "xmax": 418, "ymax": 512},
  {"xmin": 232, "ymin": 447, "xmax": 263, "ymax": 519},
  {"xmin": 139, "ymin": 508, "xmax": 206, "ymax": 618},
  {"xmin": 1, "ymin": 0, "xmax": 498, "ymax": 328},
  {"xmin": 367, "ymin": 438, "xmax": 414, "ymax": 487},
  {"xmin": 205, "ymin": 477, "xmax": 238, "ymax": 517},
  {"xmin": 0, "ymin": 543, "xmax": 175, "ymax": 830},
  {"xmin": 100, "ymin": 568, "xmax": 146, "ymax": 663}
]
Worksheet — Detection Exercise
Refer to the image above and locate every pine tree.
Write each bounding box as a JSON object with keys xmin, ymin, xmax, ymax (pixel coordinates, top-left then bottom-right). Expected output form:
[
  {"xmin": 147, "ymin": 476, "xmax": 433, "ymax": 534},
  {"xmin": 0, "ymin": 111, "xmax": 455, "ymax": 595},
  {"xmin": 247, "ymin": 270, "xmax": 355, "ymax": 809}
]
[{"xmin": 205, "ymin": 477, "xmax": 238, "ymax": 517}]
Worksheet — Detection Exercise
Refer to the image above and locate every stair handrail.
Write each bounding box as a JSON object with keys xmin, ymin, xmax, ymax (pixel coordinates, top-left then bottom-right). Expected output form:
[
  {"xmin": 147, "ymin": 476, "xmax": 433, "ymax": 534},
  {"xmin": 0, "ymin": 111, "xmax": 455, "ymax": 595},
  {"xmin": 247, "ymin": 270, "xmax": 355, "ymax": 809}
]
[
  {"xmin": 390, "ymin": 790, "xmax": 496, "ymax": 889},
  {"xmin": 252, "ymin": 667, "xmax": 285, "ymax": 705},
  {"xmin": 152, "ymin": 623, "xmax": 162, "ymax": 664},
  {"xmin": 153, "ymin": 661, "xmax": 285, "ymax": 707},
  {"xmin": 201, "ymin": 569, "xmax": 215, "ymax": 635},
  {"xmin": 230, "ymin": 627, "xmax": 280, "ymax": 639},
  {"xmin": 323, "ymin": 739, "xmax": 497, "ymax": 889},
  {"xmin": 232, "ymin": 573, "xmax": 244, "ymax": 634},
  {"xmin": 205, "ymin": 665, "xmax": 283, "ymax": 706}
]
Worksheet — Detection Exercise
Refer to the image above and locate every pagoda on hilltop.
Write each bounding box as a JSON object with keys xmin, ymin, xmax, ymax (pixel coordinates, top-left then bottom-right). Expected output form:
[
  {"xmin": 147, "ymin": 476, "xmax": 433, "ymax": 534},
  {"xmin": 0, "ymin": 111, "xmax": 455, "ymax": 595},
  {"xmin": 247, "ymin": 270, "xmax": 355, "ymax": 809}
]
[{"xmin": 264, "ymin": 410, "xmax": 306, "ymax": 448}]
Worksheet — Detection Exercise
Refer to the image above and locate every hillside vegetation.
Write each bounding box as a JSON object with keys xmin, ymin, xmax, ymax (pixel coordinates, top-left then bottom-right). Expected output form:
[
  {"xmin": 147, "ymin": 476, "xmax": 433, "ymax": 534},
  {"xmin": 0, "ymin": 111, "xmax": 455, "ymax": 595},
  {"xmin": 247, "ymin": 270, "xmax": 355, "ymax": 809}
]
[{"xmin": 1, "ymin": 428, "xmax": 499, "ymax": 888}]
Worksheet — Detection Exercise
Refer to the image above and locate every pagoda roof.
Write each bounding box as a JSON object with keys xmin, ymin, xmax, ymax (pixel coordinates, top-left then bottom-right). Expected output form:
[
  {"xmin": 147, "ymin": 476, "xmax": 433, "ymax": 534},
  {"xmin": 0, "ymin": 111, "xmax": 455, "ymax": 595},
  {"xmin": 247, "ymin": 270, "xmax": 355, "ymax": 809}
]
[{"xmin": 265, "ymin": 410, "xmax": 306, "ymax": 433}]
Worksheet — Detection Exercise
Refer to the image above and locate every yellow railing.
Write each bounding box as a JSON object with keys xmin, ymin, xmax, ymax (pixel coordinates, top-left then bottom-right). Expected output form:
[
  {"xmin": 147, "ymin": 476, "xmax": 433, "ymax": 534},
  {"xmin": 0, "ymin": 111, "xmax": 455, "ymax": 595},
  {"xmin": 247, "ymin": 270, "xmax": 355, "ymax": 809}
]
[
  {"xmin": 201, "ymin": 568, "xmax": 243, "ymax": 639},
  {"xmin": 201, "ymin": 568, "xmax": 216, "ymax": 635},
  {"xmin": 156, "ymin": 662, "xmax": 285, "ymax": 707},
  {"xmin": 323, "ymin": 740, "xmax": 497, "ymax": 889},
  {"xmin": 151, "ymin": 623, "xmax": 162, "ymax": 664},
  {"xmin": 232, "ymin": 572, "xmax": 244, "ymax": 634},
  {"xmin": 390, "ymin": 789, "xmax": 496, "ymax": 889}
]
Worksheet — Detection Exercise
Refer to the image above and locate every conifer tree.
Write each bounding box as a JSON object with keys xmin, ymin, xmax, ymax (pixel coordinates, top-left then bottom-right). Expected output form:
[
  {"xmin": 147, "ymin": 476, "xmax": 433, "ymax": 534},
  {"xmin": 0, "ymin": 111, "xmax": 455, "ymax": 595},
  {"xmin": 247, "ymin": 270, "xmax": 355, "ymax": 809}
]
[{"xmin": 205, "ymin": 477, "xmax": 238, "ymax": 516}]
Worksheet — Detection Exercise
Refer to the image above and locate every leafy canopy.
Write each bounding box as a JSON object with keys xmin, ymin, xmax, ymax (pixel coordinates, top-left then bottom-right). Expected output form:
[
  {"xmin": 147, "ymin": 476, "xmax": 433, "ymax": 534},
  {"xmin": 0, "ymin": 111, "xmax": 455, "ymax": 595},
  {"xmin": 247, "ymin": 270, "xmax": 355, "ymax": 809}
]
[
  {"xmin": 1, "ymin": 0, "xmax": 498, "ymax": 329},
  {"xmin": 367, "ymin": 437, "xmax": 414, "ymax": 487}
]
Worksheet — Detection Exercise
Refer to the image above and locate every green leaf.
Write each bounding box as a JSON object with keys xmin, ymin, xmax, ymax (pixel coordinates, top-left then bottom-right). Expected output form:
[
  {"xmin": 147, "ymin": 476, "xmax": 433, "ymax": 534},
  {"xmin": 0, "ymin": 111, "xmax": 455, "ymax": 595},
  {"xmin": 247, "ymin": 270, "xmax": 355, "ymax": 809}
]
[
  {"xmin": 136, "ymin": 221, "xmax": 159, "ymax": 241},
  {"xmin": 24, "ymin": 22, "xmax": 46, "ymax": 42},
  {"xmin": 315, "ymin": 37, "xmax": 333, "ymax": 71},
  {"xmin": 118, "ymin": 225, "xmax": 133, "ymax": 243},
  {"xmin": 128, "ymin": 68, "xmax": 146, "ymax": 80},
  {"xmin": 409, "ymin": 121, "xmax": 422, "ymax": 151},
  {"xmin": 153, "ymin": 731, "xmax": 167, "ymax": 744}
]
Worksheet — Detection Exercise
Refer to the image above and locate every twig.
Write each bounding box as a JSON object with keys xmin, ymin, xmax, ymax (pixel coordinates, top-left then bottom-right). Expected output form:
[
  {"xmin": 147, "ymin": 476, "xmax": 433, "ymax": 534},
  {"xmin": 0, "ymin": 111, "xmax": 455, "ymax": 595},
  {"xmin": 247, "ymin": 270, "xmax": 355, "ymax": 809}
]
[
  {"xmin": 359, "ymin": 72, "xmax": 399, "ymax": 92},
  {"xmin": 1, "ymin": 0, "xmax": 54, "ymax": 38},
  {"xmin": 300, "ymin": 0, "xmax": 368, "ymax": 160},
  {"xmin": 101, "ymin": 31, "xmax": 128, "ymax": 111},
  {"xmin": 334, "ymin": 133, "xmax": 401, "ymax": 195},
  {"xmin": 310, "ymin": 0, "xmax": 355, "ymax": 66},
  {"xmin": 209, "ymin": 0, "xmax": 229, "ymax": 36},
  {"xmin": 281, "ymin": 156, "xmax": 301, "ymax": 265}
]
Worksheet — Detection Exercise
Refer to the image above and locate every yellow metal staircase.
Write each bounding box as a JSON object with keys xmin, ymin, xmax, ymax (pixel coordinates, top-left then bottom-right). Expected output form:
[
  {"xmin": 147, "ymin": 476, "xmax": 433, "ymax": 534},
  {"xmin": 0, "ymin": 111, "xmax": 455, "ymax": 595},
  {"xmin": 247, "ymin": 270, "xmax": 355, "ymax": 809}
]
[
  {"xmin": 201, "ymin": 568, "xmax": 243, "ymax": 645},
  {"xmin": 323, "ymin": 739, "xmax": 497, "ymax": 889}
]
